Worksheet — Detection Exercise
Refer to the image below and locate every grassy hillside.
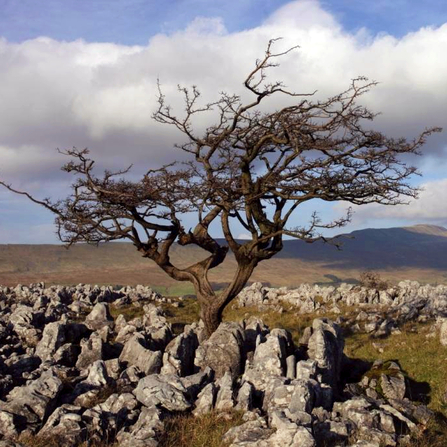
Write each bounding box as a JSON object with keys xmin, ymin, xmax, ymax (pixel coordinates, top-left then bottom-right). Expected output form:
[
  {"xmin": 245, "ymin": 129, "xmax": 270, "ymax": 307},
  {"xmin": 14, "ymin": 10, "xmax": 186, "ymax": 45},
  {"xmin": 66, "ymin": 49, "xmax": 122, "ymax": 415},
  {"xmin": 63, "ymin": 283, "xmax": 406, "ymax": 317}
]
[{"xmin": 1, "ymin": 224, "xmax": 447, "ymax": 287}]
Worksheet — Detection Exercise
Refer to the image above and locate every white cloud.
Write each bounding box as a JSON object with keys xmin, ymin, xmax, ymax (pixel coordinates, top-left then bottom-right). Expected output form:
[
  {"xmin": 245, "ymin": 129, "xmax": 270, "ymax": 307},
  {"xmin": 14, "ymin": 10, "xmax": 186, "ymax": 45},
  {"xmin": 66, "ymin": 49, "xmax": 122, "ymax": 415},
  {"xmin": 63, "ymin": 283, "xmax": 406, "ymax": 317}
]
[
  {"xmin": 335, "ymin": 178, "xmax": 447, "ymax": 225},
  {"xmin": 1, "ymin": 1, "xmax": 446, "ymax": 188},
  {"xmin": 1, "ymin": 0, "xmax": 447, "ymax": 242},
  {"xmin": 236, "ymin": 233, "xmax": 252, "ymax": 240}
]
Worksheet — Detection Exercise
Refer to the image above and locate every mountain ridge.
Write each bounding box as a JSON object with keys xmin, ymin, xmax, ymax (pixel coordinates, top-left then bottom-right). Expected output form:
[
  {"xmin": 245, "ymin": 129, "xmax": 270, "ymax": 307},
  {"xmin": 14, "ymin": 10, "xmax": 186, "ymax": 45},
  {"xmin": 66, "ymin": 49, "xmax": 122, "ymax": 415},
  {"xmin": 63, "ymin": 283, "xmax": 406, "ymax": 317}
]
[{"xmin": 1, "ymin": 224, "xmax": 446, "ymax": 287}]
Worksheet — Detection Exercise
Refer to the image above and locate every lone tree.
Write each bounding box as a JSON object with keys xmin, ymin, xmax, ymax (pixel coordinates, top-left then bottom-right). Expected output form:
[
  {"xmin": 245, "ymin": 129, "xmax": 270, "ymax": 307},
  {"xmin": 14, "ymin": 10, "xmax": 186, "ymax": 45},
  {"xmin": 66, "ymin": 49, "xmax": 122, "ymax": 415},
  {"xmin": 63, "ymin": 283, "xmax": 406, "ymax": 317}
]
[{"xmin": 1, "ymin": 41, "xmax": 440, "ymax": 337}]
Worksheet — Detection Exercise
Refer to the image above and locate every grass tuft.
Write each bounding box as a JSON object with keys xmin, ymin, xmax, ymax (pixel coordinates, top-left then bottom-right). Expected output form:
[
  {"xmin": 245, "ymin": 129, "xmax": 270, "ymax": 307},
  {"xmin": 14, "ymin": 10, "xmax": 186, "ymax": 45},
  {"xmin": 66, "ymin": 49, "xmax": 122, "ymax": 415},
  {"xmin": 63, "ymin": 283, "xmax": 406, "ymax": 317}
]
[{"xmin": 159, "ymin": 410, "xmax": 245, "ymax": 447}]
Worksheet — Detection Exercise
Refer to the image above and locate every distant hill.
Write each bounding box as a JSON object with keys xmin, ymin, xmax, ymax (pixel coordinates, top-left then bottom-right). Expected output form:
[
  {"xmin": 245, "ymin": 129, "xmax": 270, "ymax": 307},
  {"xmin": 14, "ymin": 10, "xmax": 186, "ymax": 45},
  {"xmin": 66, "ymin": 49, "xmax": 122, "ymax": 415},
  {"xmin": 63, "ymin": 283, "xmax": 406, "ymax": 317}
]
[
  {"xmin": 277, "ymin": 224, "xmax": 447, "ymax": 270},
  {"xmin": 1, "ymin": 224, "xmax": 446, "ymax": 288}
]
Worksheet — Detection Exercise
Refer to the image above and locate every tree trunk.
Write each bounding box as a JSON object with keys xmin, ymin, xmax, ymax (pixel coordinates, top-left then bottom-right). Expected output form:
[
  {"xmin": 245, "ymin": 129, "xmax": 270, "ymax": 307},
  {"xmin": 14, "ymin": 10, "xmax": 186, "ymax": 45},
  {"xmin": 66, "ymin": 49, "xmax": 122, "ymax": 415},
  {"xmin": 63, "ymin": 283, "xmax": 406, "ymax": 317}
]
[
  {"xmin": 197, "ymin": 260, "xmax": 258, "ymax": 338},
  {"xmin": 200, "ymin": 300, "xmax": 223, "ymax": 338}
]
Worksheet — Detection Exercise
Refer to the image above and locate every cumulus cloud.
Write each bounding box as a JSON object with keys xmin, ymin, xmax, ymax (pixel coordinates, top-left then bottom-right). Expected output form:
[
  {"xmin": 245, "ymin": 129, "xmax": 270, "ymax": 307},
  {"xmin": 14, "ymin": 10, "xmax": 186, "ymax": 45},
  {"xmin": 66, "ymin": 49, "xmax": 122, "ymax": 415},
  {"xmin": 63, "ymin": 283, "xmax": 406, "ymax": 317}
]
[
  {"xmin": 1, "ymin": 1, "xmax": 446, "ymax": 184},
  {"xmin": 334, "ymin": 178, "xmax": 447, "ymax": 226},
  {"xmin": 0, "ymin": 0, "xmax": 447, "ymax": 242}
]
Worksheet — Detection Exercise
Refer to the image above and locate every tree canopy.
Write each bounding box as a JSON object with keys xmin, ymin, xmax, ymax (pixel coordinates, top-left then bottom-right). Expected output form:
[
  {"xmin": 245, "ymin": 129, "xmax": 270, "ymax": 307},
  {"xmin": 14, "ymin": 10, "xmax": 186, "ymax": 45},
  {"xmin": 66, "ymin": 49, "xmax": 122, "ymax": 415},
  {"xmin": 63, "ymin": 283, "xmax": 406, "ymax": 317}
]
[{"xmin": 1, "ymin": 40, "xmax": 440, "ymax": 336}]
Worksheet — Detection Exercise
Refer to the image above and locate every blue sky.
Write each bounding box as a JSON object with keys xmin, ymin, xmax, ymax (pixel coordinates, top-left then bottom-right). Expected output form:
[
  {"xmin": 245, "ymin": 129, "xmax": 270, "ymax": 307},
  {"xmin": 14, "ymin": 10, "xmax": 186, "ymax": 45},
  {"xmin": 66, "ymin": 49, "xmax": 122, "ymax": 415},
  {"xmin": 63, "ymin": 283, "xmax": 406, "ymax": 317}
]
[
  {"xmin": 1, "ymin": 0, "xmax": 447, "ymax": 44},
  {"xmin": 0, "ymin": 0, "xmax": 446, "ymax": 243}
]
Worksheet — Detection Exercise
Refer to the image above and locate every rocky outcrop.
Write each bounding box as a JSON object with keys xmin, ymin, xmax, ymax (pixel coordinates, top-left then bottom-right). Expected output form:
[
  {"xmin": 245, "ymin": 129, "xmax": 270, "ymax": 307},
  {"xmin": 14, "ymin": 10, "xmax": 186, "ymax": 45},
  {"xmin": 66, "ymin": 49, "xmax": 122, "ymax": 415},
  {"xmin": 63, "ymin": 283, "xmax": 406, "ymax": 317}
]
[
  {"xmin": 307, "ymin": 319, "xmax": 344, "ymax": 391},
  {"xmin": 0, "ymin": 281, "xmax": 438, "ymax": 446},
  {"xmin": 194, "ymin": 322, "xmax": 245, "ymax": 379},
  {"xmin": 119, "ymin": 334, "xmax": 162, "ymax": 375},
  {"xmin": 235, "ymin": 281, "xmax": 447, "ymax": 339}
]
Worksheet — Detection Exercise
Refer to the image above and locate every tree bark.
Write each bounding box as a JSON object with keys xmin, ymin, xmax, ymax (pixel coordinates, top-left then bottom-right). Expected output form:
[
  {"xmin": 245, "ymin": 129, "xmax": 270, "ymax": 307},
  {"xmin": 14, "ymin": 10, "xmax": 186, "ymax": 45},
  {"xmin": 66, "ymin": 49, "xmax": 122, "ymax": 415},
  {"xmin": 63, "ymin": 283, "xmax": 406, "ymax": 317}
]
[
  {"xmin": 197, "ymin": 260, "xmax": 258, "ymax": 338},
  {"xmin": 200, "ymin": 300, "xmax": 223, "ymax": 338}
]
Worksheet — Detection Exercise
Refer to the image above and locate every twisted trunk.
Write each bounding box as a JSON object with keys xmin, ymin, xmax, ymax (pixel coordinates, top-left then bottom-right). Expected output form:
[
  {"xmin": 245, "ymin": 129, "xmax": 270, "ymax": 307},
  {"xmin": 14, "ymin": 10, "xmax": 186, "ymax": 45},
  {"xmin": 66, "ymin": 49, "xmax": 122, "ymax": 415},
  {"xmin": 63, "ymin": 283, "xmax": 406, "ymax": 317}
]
[{"xmin": 197, "ymin": 260, "xmax": 258, "ymax": 338}]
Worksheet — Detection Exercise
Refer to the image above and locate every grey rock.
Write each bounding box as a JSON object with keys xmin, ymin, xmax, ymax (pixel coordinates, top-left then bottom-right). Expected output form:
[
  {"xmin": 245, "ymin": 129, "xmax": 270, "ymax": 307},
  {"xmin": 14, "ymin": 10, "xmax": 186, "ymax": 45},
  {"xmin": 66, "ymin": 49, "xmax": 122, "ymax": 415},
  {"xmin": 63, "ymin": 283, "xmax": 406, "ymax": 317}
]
[
  {"xmin": 76, "ymin": 333, "xmax": 105, "ymax": 370},
  {"xmin": 194, "ymin": 322, "xmax": 245, "ymax": 379},
  {"xmin": 38, "ymin": 404, "xmax": 85, "ymax": 445},
  {"xmin": 9, "ymin": 306, "xmax": 41, "ymax": 345},
  {"xmin": 133, "ymin": 374, "xmax": 191, "ymax": 412},
  {"xmin": 286, "ymin": 355, "xmax": 296, "ymax": 379},
  {"xmin": 307, "ymin": 318, "xmax": 344, "ymax": 390},
  {"xmin": 84, "ymin": 302, "xmax": 114, "ymax": 331},
  {"xmin": 116, "ymin": 406, "xmax": 164, "ymax": 447},
  {"xmin": 35, "ymin": 322, "xmax": 66, "ymax": 361},
  {"xmin": 244, "ymin": 316, "xmax": 269, "ymax": 352},
  {"xmin": 53, "ymin": 343, "xmax": 80, "ymax": 367},
  {"xmin": 313, "ymin": 419, "xmax": 352, "ymax": 445},
  {"xmin": 119, "ymin": 333, "xmax": 162, "ymax": 375},
  {"xmin": 266, "ymin": 425, "xmax": 316, "ymax": 447},
  {"xmin": 252, "ymin": 329, "xmax": 291, "ymax": 377},
  {"xmin": 179, "ymin": 367, "xmax": 213, "ymax": 401},
  {"xmin": 161, "ymin": 328, "xmax": 198, "ymax": 376},
  {"xmin": 380, "ymin": 403, "xmax": 416, "ymax": 431},
  {"xmin": 356, "ymin": 426, "xmax": 396, "ymax": 447},
  {"xmin": 193, "ymin": 382, "xmax": 217, "ymax": 416},
  {"xmin": 0, "ymin": 410, "xmax": 18, "ymax": 438},
  {"xmin": 235, "ymin": 381, "xmax": 254, "ymax": 411},
  {"xmin": 224, "ymin": 414, "xmax": 315, "ymax": 447},
  {"xmin": 223, "ymin": 417, "xmax": 273, "ymax": 446},
  {"xmin": 388, "ymin": 398, "xmax": 434, "ymax": 425},
  {"xmin": 105, "ymin": 358, "xmax": 122, "ymax": 380},
  {"xmin": 380, "ymin": 372, "xmax": 406, "ymax": 400},
  {"xmin": 0, "ymin": 441, "xmax": 26, "ymax": 447},
  {"xmin": 84, "ymin": 360, "xmax": 110, "ymax": 386},
  {"xmin": 2, "ymin": 368, "xmax": 62, "ymax": 427},
  {"xmin": 296, "ymin": 360, "xmax": 317, "ymax": 381},
  {"xmin": 439, "ymin": 318, "xmax": 447, "ymax": 346},
  {"xmin": 215, "ymin": 372, "xmax": 235, "ymax": 411}
]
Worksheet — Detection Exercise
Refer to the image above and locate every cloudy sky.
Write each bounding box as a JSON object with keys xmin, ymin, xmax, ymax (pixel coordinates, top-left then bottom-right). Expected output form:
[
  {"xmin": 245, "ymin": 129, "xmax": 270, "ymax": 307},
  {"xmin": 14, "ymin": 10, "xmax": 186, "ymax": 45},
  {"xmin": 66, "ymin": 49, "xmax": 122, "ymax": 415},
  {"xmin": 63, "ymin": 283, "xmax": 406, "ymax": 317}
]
[{"xmin": 0, "ymin": 0, "xmax": 446, "ymax": 243}]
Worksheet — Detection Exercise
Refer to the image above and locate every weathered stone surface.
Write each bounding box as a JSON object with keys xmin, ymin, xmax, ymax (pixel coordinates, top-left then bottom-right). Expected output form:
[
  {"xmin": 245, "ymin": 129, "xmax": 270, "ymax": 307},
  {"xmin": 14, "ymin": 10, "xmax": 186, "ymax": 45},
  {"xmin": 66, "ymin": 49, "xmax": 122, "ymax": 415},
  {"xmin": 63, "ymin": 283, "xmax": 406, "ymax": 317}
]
[
  {"xmin": 307, "ymin": 318, "xmax": 344, "ymax": 390},
  {"xmin": 266, "ymin": 425, "xmax": 316, "ymax": 447},
  {"xmin": 236, "ymin": 381, "xmax": 254, "ymax": 411},
  {"xmin": 264, "ymin": 378, "xmax": 316, "ymax": 415},
  {"xmin": 35, "ymin": 322, "xmax": 66, "ymax": 361},
  {"xmin": 0, "ymin": 279, "xmax": 438, "ymax": 446},
  {"xmin": 161, "ymin": 328, "xmax": 198, "ymax": 376},
  {"xmin": 215, "ymin": 372, "xmax": 235, "ymax": 411},
  {"xmin": 251, "ymin": 329, "xmax": 292, "ymax": 378},
  {"xmin": 38, "ymin": 404, "xmax": 85, "ymax": 445},
  {"xmin": 9, "ymin": 306, "xmax": 41, "ymax": 345},
  {"xmin": 2, "ymin": 368, "xmax": 62, "ymax": 427},
  {"xmin": 0, "ymin": 410, "xmax": 18, "ymax": 438},
  {"xmin": 193, "ymin": 383, "xmax": 217, "ymax": 416},
  {"xmin": 76, "ymin": 333, "xmax": 106, "ymax": 370},
  {"xmin": 84, "ymin": 360, "xmax": 110, "ymax": 386},
  {"xmin": 223, "ymin": 417, "xmax": 273, "ymax": 446},
  {"xmin": 179, "ymin": 367, "xmax": 213, "ymax": 401},
  {"xmin": 439, "ymin": 318, "xmax": 447, "ymax": 346},
  {"xmin": 119, "ymin": 333, "xmax": 162, "ymax": 375},
  {"xmin": 388, "ymin": 398, "xmax": 434, "ymax": 425},
  {"xmin": 84, "ymin": 302, "xmax": 114, "ymax": 331},
  {"xmin": 296, "ymin": 360, "xmax": 317, "ymax": 381},
  {"xmin": 380, "ymin": 372, "xmax": 406, "ymax": 400},
  {"xmin": 194, "ymin": 322, "xmax": 245, "ymax": 379},
  {"xmin": 116, "ymin": 406, "xmax": 164, "ymax": 447},
  {"xmin": 224, "ymin": 415, "xmax": 315, "ymax": 447},
  {"xmin": 0, "ymin": 441, "xmax": 26, "ymax": 447},
  {"xmin": 286, "ymin": 355, "xmax": 296, "ymax": 379},
  {"xmin": 133, "ymin": 374, "xmax": 191, "ymax": 411},
  {"xmin": 53, "ymin": 343, "xmax": 80, "ymax": 367}
]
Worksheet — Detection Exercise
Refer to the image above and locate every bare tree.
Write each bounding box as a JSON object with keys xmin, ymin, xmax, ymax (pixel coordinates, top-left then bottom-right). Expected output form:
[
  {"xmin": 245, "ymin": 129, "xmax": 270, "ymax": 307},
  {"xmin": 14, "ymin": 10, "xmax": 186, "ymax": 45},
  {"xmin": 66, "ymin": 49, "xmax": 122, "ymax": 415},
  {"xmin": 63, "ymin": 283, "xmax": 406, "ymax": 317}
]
[{"xmin": 1, "ymin": 40, "xmax": 440, "ymax": 337}]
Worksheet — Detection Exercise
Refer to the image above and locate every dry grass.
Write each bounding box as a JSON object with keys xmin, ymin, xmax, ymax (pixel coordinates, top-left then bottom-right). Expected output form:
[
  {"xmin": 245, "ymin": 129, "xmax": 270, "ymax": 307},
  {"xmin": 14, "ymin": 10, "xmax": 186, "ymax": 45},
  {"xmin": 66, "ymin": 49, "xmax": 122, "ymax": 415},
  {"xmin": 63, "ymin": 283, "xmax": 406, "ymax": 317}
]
[
  {"xmin": 18, "ymin": 434, "xmax": 110, "ymax": 447},
  {"xmin": 345, "ymin": 323, "xmax": 447, "ymax": 414},
  {"xmin": 109, "ymin": 303, "xmax": 145, "ymax": 322},
  {"xmin": 402, "ymin": 416, "xmax": 447, "ymax": 447},
  {"xmin": 159, "ymin": 410, "xmax": 245, "ymax": 447},
  {"xmin": 2, "ymin": 241, "xmax": 447, "ymax": 288}
]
